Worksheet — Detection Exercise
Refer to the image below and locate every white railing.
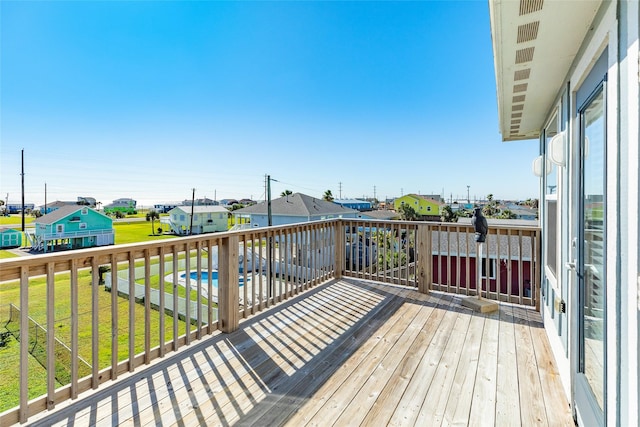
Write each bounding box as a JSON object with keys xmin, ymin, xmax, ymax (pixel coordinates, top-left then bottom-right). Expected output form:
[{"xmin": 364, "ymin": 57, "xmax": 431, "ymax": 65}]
[
  {"xmin": 28, "ymin": 228, "xmax": 115, "ymax": 240},
  {"xmin": 0, "ymin": 218, "xmax": 539, "ymax": 424}
]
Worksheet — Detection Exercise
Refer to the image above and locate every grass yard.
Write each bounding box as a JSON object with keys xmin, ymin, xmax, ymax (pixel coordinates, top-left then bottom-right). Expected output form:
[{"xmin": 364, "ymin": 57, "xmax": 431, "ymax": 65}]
[
  {"xmin": 0, "ymin": 251, "xmax": 19, "ymax": 259},
  {"xmin": 0, "ymin": 215, "xmax": 35, "ymax": 226},
  {"xmin": 113, "ymin": 220, "xmax": 177, "ymax": 245}
]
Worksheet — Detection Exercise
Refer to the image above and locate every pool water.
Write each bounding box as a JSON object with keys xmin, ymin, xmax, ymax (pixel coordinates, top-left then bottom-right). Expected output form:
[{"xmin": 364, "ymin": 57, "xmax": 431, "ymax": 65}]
[{"xmin": 180, "ymin": 271, "xmax": 244, "ymax": 287}]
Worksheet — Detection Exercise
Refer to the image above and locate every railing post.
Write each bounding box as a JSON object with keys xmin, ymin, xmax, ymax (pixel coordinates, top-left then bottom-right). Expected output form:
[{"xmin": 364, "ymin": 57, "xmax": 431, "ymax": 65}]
[
  {"xmin": 334, "ymin": 220, "xmax": 344, "ymax": 279},
  {"xmin": 417, "ymin": 224, "xmax": 432, "ymax": 294},
  {"xmin": 219, "ymin": 234, "xmax": 240, "ymax": 333}
]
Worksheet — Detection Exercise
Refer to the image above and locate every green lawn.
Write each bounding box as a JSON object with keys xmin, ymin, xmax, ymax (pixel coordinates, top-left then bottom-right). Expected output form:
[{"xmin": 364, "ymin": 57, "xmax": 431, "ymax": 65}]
[
  {"xmin": 113, "ymin": 221, "xmax": 177, "ymax": 244},
  {"xmin": 0, "ymin": 214, "xmax": 35, "ymax": 225}
]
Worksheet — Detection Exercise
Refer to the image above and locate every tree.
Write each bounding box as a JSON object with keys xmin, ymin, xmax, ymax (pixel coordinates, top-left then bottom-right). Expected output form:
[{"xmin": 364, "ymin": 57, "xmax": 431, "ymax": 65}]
[
  {"xmin": 441, "ymin": 205, "xmax": 458, "ymax": 222},
  {"xmin": 498, "ymin": 209, "xmax": 517, "ymax": 219},
  {"xmin": 482, "ymin": 194, "xmax": 500, "ymax": 218},
  {"xmin": 281, "ymin": 190, "xmax": 293, "ymax": 197},
  {"xmin": 146, "ymin": 210, "xmax": 160, "ymax": 235},
  {"xmin": 398, "ymin": 204, "xmax": 418, "ymax": 221},
  {"xmin": 323, "ymin": 190, "xmax": 334, "ymax": 202},
  {"xmin": 32, "ymin": 210, "xmax": 43, "ymax": 218}
]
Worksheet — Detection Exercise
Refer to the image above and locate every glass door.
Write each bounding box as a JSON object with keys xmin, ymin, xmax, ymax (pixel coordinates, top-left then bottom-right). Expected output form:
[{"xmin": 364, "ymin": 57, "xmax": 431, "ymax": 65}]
[{"xmin": 576, "ymin": 85, "xmax": 606, "ymax": 425}]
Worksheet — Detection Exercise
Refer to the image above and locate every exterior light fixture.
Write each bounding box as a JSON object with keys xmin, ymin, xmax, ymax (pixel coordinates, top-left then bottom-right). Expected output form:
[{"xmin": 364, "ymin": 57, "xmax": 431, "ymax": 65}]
[
  {"xmin": 548, "ymin": 131, "xmax": 566, "ymax": 166},
  {"xmin": 532, "ymin": 155, "xmax": 552, "ymax": 177}
]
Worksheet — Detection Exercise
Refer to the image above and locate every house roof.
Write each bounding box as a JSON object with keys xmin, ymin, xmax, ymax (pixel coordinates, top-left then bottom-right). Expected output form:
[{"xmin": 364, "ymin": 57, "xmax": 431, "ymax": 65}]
[
  {"xmin": 34, "ymin": 205, "xmax": 109, "ymax": 225},
  {"xmin": 172, "ymin": 205, "xmax": 229, "ymax": 215},
  {"xmin": 234, "ymin": 193, "xmax": 357, "ymax": 217},
  {"xmin": 335, "ymin": 199, "xmax": 372, "ymax": 205},
  {"xmin": 489, "ymin": 0, "xmax": 601, "ymax": 141},
  {"xmin": 39, "ymin": 200, "xmax": 76, "ymax": 209},
  {"xmin": 360, "ymin": 210, "xmax": 398, "ymax": 220}
]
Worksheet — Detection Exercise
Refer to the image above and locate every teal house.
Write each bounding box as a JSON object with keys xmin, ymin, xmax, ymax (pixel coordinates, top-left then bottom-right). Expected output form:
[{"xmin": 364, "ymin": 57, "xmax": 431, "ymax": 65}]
[{"xmin": 29, "ymin": 205, "xmax": 114, "ymax": 252}]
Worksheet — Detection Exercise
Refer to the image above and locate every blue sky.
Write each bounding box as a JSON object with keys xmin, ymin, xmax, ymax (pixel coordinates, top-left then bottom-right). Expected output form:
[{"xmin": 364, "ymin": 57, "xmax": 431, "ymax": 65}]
[{"xmin": 1, "ymin": 1, "xmax": 538, "ymax": 207}]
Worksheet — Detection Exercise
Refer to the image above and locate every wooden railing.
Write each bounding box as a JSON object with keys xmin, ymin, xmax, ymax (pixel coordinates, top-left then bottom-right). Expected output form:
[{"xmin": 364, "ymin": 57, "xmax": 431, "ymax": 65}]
[
  {"xmin": 0, "ymin": 218, "xmax": 539, "ymax": 425},
  {"xmin": 341, "ymin": 219, "xmax": 540, "ymax": 307}
]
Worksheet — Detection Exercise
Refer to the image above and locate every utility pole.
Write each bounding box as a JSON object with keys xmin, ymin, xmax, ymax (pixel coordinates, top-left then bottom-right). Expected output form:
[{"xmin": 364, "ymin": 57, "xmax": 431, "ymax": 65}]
[
  {"xmin": 266, "ymin": 175, "xmax": 273, "ymax": 299},
  {"xmin": 373, "ymin": 185, "xmax": 376, "ymax": 201},
  {"xmin": 467, "ymin": 185, "xmax": 470, "ymax": 205},
  {"xmin": 45, "ymin": 183, "xmax": 47, "ymax": 215},
  {"xmin": 267, "ymin": 175, "xmax": 272, "ymax": 226},
  {"xmin": 189, "ymin": 188, "xmax": 195, "ymax": 235},
  {"xmin": 339, "ymin": 182, "xmax": 342, "ymax": 199},
  {"xmin": 21, "ymin": 149, "xmax": 25, "ymax": 231}
]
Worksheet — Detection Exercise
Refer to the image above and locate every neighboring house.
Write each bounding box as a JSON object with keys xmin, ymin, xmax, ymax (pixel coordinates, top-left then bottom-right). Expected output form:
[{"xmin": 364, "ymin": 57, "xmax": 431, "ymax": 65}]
[
  {"xmin": 39, "ymin": 200, "xmax": 77, "ymax": 214},
  {"xmin": 104, "ymin": 198, "xmax": 137, "ymax": 215},
  {"xmin": 0, "ymin": 229, "xmax": 22, "ymax": 249},
  {"xmin": 334, "ymin": 199, "xmax": 372, "ymax": 211},
  {"xmin": 77, "ymin": 196, "xmax": 96, "ymax": 207},
  {"xmin": 28, "ymin": 205, "xmax": 114, "ymax": 253},
  {"xmin": 181, "ymin": 197, "xmax": 218, "ymax": 206},
  {"xmin": 393, "ymin": 194, "xmax": 444, "ymax": 219},
  {"xmin": 219, "ymin": 199, "xmax": 239, "ymax": 207},
  {"xmin": 153, "ymin": 202, "xmax": 179, "ymax": 214},
  {"xmin": 5, "ymin": 203, "xmax": 35, "ymax": 214},
  {"xmin": 508, "ymin": 207, "xmax": 537, "ymax": 221},
  {"xmin": 162, "ymin": 205, "xmax": 229, "ymax": 235},
  {"xmin": 358, "ymin": 210, "xmax": 398, "ymax": 221},
  {"xmin": 233, "ymin": 193, "xmax": 358, "ymax": 228},
  {"xmin": 490, "ymin": 2, "xmax": 638, "ymax": 425}
]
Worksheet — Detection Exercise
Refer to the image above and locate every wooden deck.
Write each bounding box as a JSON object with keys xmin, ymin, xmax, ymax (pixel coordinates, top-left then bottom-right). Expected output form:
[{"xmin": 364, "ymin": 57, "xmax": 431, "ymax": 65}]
[{"xmin": 26, "ymin": 279, "xmax": 573, "ymax": 427}]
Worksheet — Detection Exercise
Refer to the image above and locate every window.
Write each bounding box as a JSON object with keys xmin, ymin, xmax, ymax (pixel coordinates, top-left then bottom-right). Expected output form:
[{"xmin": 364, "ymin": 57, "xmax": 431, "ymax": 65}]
[
  {"xmin": 79, "ymin": 223, "xmax": 87, "ymax": 229},
  {"xmin": 194, "ymin": 214, "xmax": 198, "ymax": 221},
  {"xmin": 544, "ymin": 111, "xmax": 560, "ymax": 280},
  {"xmin": 427, "ymin": 206, "xmax": 431, "ymax": 212},
  {"xmin": 81, "ymin": 207, "xmax": 88, "ymax": 215},
  {"xmin": 481, "ymin": 258, "xmax": 496, "ymax": 279},
  {"xmin": 180, "ymin": 215, "xmax": 185, "ymax": 221},
  {"xmin": 56, "ymin": 224, "xmax": 64, "ymax": 233}
]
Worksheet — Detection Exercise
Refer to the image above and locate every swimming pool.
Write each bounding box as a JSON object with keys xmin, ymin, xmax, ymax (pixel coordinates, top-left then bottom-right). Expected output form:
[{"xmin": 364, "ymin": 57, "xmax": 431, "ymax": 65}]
[{"xmin": 180, "ymin": 271, "xmax": 244, "ymax": 287}]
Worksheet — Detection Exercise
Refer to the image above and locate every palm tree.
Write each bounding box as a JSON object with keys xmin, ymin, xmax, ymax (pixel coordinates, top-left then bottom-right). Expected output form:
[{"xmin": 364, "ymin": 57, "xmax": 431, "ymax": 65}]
[
  {"xmin": 483, "ymin": 194, "xmax": 500, "ymax": 218},
  {"xmin": 146, "ymin": 210, "xmax": 160, "ymax": 235},
  {"xmin": 281, "ymin": 190, "xmax": 293, "ymax": 197},
  {"xmin": 441, "ymin": 205, "xmax": 458, "ymax": 222},
  {"xmin": 323, "ymin": 190, "xmax": 334, "ymax": 202},
  {"xmin": 399, "ymin": 204, "xmax": 418, "ymax": 221}
]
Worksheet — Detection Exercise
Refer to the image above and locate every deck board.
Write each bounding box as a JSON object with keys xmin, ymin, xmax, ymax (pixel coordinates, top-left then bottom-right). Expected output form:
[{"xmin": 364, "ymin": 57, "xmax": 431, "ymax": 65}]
[{"xmin": 27, "ymin": 279, "xmax": 574, "ymax": 427}]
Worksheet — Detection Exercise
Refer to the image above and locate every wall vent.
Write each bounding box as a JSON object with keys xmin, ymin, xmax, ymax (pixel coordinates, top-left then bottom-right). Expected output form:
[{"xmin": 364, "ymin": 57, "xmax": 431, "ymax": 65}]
[
  {"xmin": 512, "ymin": 95, "xmax": 526, "ymax": 103},
  {"xmin": 511, "ymin": 119, "xmax": 521, "ymax": 125},
  {"xmin": 515, "ymin": 47, "xmax": 535, "ymax": 64},
  {"xmin": 512, "ymin": 104, "xmax": 525, "ymax": 111},
  {"xmin": 519, "ymin": 0, "xmax": 544, "ymax": 16},
  {"xmin": 513, "ymin": 83, "xmax": 528, "ymax": 93},
  {"xmin": 517, "ymin": 21, "xmax": 540, "ymax": 43},
  {"xmin": 514, "ymin": 69, "xmax": 531, "ymax": 81},
  {"xmin": 512, "ymin": 112, "xmax": 523, "ymax": 118}
]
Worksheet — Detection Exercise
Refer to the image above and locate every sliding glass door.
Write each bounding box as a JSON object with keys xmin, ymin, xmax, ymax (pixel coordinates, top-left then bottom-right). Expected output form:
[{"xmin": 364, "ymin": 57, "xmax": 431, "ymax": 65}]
[{"xmin": 575, "ymin": 84, "xmax": 606, "ymax": 425}]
